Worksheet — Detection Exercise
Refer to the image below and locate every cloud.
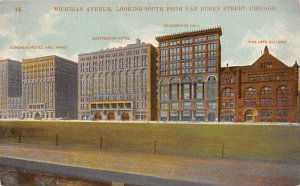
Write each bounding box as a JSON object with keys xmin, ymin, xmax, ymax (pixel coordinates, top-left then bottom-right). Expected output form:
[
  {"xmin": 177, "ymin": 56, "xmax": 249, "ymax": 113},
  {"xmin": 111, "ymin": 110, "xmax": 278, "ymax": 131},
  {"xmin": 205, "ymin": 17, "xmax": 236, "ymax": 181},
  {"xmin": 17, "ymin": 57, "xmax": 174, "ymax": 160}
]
[
  {"xmin": 38, "ymin": 9, "xmax": 63, "ymax": 35},
  {"xmin": 228, "ymin": 22, "xmax": 300, "ymax": 66},
  {"xmin": 0, "ymin": 10, "xmax": 76, "ymax": 61}
]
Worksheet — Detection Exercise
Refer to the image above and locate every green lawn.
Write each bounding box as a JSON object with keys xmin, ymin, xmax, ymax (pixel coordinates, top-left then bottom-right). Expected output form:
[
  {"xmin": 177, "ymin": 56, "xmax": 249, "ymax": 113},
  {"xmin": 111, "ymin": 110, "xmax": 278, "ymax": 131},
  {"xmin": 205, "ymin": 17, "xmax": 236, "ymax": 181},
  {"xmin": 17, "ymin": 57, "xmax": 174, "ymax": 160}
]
[{"xmin": 0, "ymin": 121, "xmax": 299, "ymax": 163}]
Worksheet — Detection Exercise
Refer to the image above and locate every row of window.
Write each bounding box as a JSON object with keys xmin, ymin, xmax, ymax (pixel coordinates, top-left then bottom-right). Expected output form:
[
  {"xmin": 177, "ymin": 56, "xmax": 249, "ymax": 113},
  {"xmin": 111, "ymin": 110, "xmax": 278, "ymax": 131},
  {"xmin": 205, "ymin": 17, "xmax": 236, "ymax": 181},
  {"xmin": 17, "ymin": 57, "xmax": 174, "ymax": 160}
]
[
  {"xmin": 161, "ymin": 43, "xmax": 218, "ymax": 55},
  {"xmin": 80, "ymin": 49, "xmax": 147, "ymax": 61},
  {"xmin": 161, "ymin": 51, "xmax": 218, "ymax": 62},
  {"xmin": 248, "ymin": 72, "xmax": 285, "ymax": 82},
  {"xmin": 160, "ymin": 111, "xmax": 217, "ymax": 121},
  {"xmin": 245, "ymin": 86, "xmax": 289, "ymax": 96},
  {"xmin": 80, "ymin": 55, "xmax": 148, "ymax": 72},
  {"xmin": 160, "ymin": 76, "xmax": 217, "ymax": 100},
  {"xmin": 160, "ymin": 35, "xmax": 218, "ymax": 47},
  {"xmin": 160, "ymin": 100, "xmax": 217, "ymax": 110},
  {"xmin": 244, "ymin": 98, "xmax": 289, "ymax": 106}
]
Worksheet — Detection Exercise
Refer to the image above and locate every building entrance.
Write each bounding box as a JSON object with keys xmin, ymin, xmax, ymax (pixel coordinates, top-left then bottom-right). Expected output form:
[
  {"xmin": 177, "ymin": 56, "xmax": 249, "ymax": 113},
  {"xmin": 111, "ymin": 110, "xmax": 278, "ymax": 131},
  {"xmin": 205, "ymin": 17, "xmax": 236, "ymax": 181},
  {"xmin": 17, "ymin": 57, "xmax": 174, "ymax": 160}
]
[
  {"xmin": 122, "ymin": 112, "xmax": 130, "ymax": 121},
  {"xmin": 34, "ymin": 112, "xmax": 41, "ymax": 120},
  {"xmin": 245, "ymin": 109, "xmax": 256, "ymax": 122},
  {"xmin": 94, "ymin": 112, "xmax": 102, "ymax": 120},
  {"xmin": 107, "ymin": 112, "xmax": 115, "ymax": 120}
]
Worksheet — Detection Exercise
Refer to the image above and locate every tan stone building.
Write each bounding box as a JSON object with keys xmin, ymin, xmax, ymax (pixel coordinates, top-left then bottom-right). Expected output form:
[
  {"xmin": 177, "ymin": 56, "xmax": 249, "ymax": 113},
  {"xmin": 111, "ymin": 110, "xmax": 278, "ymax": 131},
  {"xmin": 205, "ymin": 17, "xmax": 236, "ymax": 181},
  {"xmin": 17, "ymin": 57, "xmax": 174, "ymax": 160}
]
[
  {"xmin": 21, "ymin": 56, "xmax": 78, "ymax": 119},
  {"xmin": 78, "ymin": 39, "xmax": 157, "ymax": 121},
  {"xmin": 156, "ymin": 28, "xmax": 222, "ymax": 121},
  {"xmin": 0, "ymin": 59, "xmax": 22, "ymax": 119}
]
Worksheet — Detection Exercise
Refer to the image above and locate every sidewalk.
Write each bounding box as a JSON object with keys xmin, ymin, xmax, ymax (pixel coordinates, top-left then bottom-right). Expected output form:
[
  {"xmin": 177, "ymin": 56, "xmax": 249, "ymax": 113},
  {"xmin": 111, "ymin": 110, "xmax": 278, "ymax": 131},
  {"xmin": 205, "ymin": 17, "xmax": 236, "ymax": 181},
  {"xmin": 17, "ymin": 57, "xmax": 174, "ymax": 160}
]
[{"xmin": 0, "ymin": 143, "xmax": 299, "ymax": 185}]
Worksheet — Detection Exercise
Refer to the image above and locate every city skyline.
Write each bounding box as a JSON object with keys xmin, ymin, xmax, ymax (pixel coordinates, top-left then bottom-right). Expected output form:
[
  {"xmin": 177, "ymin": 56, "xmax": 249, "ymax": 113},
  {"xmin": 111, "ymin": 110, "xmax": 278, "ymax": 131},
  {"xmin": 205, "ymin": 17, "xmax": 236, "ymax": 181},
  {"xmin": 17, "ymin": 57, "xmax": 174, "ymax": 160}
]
[
  {"xmin": 0, "ymin": 0, "xmax": 299, "ymax": 67},
  {"xmin": 0, "ymin": 27, "xmax": 298, "ymax": 122}
]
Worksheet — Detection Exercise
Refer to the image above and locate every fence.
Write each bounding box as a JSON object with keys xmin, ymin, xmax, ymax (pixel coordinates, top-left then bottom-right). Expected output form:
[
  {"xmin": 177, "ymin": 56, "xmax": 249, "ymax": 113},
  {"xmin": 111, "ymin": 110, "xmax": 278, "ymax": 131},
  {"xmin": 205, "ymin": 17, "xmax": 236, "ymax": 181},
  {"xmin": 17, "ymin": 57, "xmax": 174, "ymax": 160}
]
[{"xmin": 0, "ymin": 127, "xmax": 227, "ymax": 159}]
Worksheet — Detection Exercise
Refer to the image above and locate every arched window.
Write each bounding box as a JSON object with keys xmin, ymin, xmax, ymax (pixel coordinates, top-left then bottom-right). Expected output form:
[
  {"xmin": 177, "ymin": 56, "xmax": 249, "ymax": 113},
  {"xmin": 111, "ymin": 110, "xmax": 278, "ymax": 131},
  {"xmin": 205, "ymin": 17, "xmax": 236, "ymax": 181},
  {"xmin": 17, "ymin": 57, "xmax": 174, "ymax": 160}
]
[
  {"xmin": 245, "ymin": 87, "xmax": 256, "ymax": 96},
  {"xmin": 260, "ymin": 86, "xmax": 272, "ymax": 106},
  {"xmin": 276, "ymin": 86, "xmax": 289, "ymax": 106},
  {"xmin": 194, "ymin": 76, "xmax": 204, "ymax": 99},
  {"xmin": 208, "ymin": 76, "xmax": 217, "ymax": 99},
  {"xmin": 245, "ymin": 109, "xmax": 256, "ymax": 122},
  {"xmin": 105, "ymin": 72, "xmax": 110, "ymax": 94},
  {"xmin": 208, "ymin": 76, "xmax": 217, "ymax": 111},
  {"xmin": 277, "ymin": 86, "xmax": 289, "ymax": 94},
  {"xmin": 182, "ymin": 76, "xmax": 192, "ymax": 99},
  {"xmin": 160, "ymin": 79, "xmax": 168, "ymax": 100},
  {"xmin": 208, "ymin": 112, "xmax": 216, "ymax": 122},
  {"xmin": 260, "ymin": 86, "xmax": 272, "ymax": 95},
  {"xmin": 170, "ymin": 78, "xmax": 180, "ymax": 100}
]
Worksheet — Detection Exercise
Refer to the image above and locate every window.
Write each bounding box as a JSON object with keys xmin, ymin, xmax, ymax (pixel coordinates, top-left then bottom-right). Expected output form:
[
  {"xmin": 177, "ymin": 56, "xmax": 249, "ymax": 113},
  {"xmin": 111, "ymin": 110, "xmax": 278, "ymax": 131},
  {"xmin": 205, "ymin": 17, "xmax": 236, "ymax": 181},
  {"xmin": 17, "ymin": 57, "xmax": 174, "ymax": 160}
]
[
  {"xmin": 260, "ymin": 98, "xmax": 272, "ymax": 106},
  {"xmin": 276, "ymin": 86, "xmax": 289, "ymax": 106},
  {"xmin": 170, "ymin": 78, "xmax": 180, "ymax": 100},
  {"xmin": 126, "ymin": 70, "xmax": 131, "ymax": 94},
  {"xmin": 182, "ymin": 77, "xmax": 192, "ymax": 99},
  {"xmin": 160, "ymin": 103, "xmax": 168, "ymax": 109},
  {"xmin": 119, "ymin": 71, "xmax": 125, "ymax": 94},
  {"xmin": 105, "ymin": 72, "xmax": 110, "ymax": 94},
  {"xmin": 183, "ymin": 102, "xmax": 191, "ymax": 109},
  {"xmin": 221, "ymin": 111, "xmax": 235, "ymax": 122},
  {"xmin": 171, "ymin": 102, "xmax": 179, "ymax": 109},
  {"xmin": 260, "ymin": 86, "xmax": 272, "ymax": 95},
  {"xmin": 196, "ymin": 101, "xmax": 204, "ymax": 109},
  {"xmin": 209, "ymin": 101, "xmax": 216, "ymax": 109},
  {"xmin": 195, "ymin": 111, "xmax": 205, "ymax": 121},
  {"xmin": 160, "ymin": 79, "xmax": 168, "ymax": 100},
  {"xmin": 245, "ymin": 87, "xmax": 256, "ymax": 96},
  {"xmin": 222, "ymin": 88, "xmax": 234, "ymax": 97},
  {"xmin": 195, "ymin": 76, "xmax": 204, "ymax": 99},
  {"xmin": 277, "ymin": 86, "xmax": 289, "ymax": 94},
  {"xmin": 170, "ymin": 111, "xmax": 179, "ymax": 121},
  {"xmin": 195, "ymin": 36, "xmax": 206, "ymax": 43},
  {"xmin": 208, "ymin": 35, "xmax": 217, "ymax": 41},
  {"xmin": 182, "ymin": 111, "xmax": 192, "ymax": 121},
  {"xmin": 208, "ymin": 43, "xmax": 217, "ymax": 50},
  {"xmin": 133, "ymin": 70, "xmax": 139, "ymax": 93},
  {"xmin": 194, "ymin": 45, "xmax": 206, "ymax": 51},
  {"xmin": 208, "ymin": 76, "xmax": 217, "ymax": 100},
  {"xmin": 244, "ymin": 99, "xmax": 256, "ymax": 106}
]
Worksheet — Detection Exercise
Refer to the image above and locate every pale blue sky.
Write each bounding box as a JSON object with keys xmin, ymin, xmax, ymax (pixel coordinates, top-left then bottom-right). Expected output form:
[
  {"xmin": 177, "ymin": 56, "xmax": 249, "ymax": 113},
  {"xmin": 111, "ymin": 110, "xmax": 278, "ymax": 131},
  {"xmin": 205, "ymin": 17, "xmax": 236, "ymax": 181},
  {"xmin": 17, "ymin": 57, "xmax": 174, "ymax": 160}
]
[{"xmin": 0, "ymin": 0, "xmax": 299, "ymax": 66}]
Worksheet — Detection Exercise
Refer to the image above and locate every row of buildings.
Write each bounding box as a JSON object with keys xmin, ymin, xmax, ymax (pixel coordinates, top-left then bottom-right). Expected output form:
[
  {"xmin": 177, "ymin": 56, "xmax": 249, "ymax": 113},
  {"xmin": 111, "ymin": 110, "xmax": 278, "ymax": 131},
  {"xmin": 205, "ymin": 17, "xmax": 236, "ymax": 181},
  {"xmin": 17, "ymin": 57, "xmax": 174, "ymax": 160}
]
[{"xmin": 0, "ymin": 27, "xmax": 299, "ymax": 122}]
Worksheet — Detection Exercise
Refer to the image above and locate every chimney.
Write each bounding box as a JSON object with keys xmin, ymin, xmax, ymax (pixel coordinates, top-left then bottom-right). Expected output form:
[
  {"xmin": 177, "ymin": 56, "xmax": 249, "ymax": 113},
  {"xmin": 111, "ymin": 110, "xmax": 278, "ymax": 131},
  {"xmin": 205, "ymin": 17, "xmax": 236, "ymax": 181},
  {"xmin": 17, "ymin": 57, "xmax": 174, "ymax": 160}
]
[{"xmin": 136, "ymin": 38, "xmax": 141, "ymax": 44}]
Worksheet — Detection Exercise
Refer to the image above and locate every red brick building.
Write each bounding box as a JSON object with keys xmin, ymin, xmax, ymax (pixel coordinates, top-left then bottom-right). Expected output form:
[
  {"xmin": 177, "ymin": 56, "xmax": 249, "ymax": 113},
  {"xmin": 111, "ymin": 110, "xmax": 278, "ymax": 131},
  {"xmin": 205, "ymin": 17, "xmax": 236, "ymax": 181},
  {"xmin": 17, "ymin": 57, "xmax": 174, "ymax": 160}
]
[{"xmin": 220, "ymin": 46, "xmax": 298, "ymax": 123}]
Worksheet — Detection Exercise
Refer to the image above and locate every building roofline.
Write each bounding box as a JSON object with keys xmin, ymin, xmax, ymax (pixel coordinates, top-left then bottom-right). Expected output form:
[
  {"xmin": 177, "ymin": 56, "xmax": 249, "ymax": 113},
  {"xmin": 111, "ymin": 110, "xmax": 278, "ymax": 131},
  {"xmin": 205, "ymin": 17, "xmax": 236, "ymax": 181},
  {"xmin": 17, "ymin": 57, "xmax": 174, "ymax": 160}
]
[
  {"xmin": 156, "ymin": 27, "xmax": 222, "ymax": 41},
  {"xmin": 0, "ymin": 59, "xmax": 21, "ymax": 63},
  {"xmin": 22, "ymin": 55, "xmax": 77, "ymax": 64},
  {"xmin": 78, "ymin": 42, "xmax": 153, "ymax": 57}
]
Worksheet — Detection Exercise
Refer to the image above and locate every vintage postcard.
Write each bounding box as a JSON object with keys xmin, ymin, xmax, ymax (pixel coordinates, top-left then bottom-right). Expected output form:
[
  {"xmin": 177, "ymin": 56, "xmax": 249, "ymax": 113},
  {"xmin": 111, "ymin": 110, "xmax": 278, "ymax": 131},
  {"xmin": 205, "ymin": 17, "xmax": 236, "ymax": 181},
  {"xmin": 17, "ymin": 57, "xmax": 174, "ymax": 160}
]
[{"xmin": 0, "ymin": 0, "xmax": 299, "ymax": 185}]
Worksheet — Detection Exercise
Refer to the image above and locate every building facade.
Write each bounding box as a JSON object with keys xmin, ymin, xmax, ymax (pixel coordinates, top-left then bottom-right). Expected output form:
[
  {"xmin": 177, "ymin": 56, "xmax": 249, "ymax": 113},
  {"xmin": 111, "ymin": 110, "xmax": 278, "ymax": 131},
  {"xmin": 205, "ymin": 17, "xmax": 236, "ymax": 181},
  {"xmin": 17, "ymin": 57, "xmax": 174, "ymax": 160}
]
[
  {"xmin": 0, "ymin": 59, "xmax": 22, "ymax": 119},
  {"xmin": 156, "ymin": 28, "xmax": 222, "ymax": 122},
  {"xmin": 220, "ymin": 46, "xmax": 298, "ymax": 123},
  {"xmin": 78, "ymin": 39, "xmax": 157, "ymax": 121},
  {"xmin": 21, "ymin": 56, "xmax": 78, "ymax": 119}
]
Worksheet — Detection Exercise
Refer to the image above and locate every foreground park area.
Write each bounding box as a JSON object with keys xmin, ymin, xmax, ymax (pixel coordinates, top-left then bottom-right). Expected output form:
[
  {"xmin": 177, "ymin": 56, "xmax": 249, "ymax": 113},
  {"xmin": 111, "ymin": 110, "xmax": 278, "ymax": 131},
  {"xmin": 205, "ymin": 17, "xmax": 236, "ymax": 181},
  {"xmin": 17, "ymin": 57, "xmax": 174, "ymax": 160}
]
[{"xmin": 0, "ymin": 120, "xmax": 299, "ymax": 163}]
